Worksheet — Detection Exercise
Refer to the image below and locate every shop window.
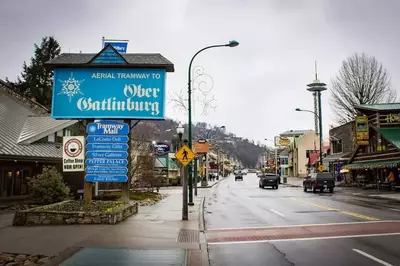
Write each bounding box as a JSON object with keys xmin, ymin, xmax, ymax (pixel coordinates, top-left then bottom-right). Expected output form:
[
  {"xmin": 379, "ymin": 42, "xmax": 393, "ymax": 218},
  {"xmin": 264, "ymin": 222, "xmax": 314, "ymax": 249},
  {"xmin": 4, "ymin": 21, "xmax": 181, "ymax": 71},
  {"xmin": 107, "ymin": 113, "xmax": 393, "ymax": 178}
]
[{"xmin": 332, "ymin": 140, "xmax": 343, "ymax": 154}]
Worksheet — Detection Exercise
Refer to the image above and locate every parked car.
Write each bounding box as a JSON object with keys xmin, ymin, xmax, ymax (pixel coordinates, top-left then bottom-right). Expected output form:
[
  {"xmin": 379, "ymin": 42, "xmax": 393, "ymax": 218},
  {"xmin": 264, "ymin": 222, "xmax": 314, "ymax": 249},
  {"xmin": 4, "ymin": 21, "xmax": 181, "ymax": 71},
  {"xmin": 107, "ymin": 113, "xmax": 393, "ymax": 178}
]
[
  {"xmin": 256, "ymin": 171, "xmax": 263, "ymax": 177},
  {"xmin": 235, "ymin": 172, "xmax": 243, "ymax": 181},
  {"xmin": 259, "ymin": 173, "xmax": 279, "ymax": 189},
  {"xmin": 303, "ymin": 172, "xmax": 335, "ymax": 193}
]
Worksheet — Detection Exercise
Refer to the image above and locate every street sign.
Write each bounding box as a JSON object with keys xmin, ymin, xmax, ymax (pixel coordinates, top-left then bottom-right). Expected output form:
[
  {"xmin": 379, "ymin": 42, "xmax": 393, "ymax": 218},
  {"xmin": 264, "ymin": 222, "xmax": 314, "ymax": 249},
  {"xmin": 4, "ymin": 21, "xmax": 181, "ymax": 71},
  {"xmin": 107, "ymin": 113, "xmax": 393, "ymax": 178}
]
[
  {"xmin": 85, "ymin": 120, "xmax": 129, "ymax": 182},
  {"xmin": 85, "ymin": 175, "xmax": 128, "ymax": 182},
  {"xmin": 86, "ymin": 167, "xmax": 128, "ymax": 175},
  {"xmin": 318, "ymin": 165, "xmax": 325, "ymax": 172},
  {"xmin": 87, "ymin": 120, "xmax": 129, "ymax": 135},
  {"xmin": 63, "ymin": 136, "xmax": 85, "ymax": 172},
  {"xmin": 86, "ymin": 151, "xmax": 128, "ymax": 159},
  {"xmin": 86, "ymin": 158, "xmax": 128, "ymax": 167},
  {"xmin": 87, "ymin": 135, "xmax": 129, "ymax": 143},
  {"xmin": 175, "ymin": 144, "xmax": 195, "ymax": 167},
  {"xmin": 86, "ymin": 143, "xmax": 129, "ymax": 151}
]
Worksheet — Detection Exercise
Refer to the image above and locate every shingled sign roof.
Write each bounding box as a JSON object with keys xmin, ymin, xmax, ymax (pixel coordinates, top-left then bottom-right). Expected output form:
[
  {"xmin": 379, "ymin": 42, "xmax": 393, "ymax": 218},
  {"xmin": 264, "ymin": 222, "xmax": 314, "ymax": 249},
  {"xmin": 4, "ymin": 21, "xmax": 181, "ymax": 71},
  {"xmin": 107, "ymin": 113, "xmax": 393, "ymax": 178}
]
[
  {"xmin": 0, "ymin": 81, "xmax": 78, "ymax": 161},
  {"xmin": 45, "ymin": 44, "xmax": 175, "ymax": 72}
]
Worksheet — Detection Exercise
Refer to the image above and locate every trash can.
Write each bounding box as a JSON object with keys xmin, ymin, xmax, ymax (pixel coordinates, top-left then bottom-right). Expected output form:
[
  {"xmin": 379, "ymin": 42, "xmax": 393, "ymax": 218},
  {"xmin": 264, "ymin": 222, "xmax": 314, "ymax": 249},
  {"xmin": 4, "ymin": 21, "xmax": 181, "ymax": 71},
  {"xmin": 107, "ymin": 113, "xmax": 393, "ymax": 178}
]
[{"xmin": 283, "ymin": 177, "xmax": 287, "ymax": 183}]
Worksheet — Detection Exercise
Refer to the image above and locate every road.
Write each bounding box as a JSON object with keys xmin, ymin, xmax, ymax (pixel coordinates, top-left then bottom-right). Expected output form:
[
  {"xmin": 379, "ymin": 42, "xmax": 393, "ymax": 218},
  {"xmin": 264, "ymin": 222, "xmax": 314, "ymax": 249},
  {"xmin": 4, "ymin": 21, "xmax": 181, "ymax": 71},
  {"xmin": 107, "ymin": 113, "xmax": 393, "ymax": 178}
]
[{"xmin": 205, "ymin": 173, "xmax": 400, "ymax": 266}]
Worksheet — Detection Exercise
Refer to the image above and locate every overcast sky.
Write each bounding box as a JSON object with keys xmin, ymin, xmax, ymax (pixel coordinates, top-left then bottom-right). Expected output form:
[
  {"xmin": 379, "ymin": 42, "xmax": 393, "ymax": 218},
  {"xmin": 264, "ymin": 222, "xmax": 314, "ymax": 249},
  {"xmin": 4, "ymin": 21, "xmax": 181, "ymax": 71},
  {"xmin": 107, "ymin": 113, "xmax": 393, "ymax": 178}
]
[{"xmin": 1, "ymin": 0, "xmax": 399, "ymax": 144}]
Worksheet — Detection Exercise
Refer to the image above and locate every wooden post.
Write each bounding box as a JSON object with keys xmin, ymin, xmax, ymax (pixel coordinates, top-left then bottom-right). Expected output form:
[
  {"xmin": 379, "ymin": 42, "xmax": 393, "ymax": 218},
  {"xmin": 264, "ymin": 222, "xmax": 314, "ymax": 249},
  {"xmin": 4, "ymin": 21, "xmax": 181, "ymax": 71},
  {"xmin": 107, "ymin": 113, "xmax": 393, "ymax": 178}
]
[
  {"xmin": 84, "ymin": 119, "xmax": 94, "ymax": 203},
  {"xmin": 122, "ymin": 119, "xmax": 131, "ymax": 204}
]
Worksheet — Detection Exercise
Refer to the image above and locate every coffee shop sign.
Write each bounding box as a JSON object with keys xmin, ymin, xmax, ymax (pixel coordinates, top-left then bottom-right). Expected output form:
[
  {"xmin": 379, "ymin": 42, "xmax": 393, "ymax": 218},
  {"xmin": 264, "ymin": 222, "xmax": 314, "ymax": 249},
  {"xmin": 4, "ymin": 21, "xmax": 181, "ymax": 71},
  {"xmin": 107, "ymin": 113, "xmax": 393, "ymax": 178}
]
[{"xmin": 384, "ymin": 113, "xmax": 400, "ymax": 123}]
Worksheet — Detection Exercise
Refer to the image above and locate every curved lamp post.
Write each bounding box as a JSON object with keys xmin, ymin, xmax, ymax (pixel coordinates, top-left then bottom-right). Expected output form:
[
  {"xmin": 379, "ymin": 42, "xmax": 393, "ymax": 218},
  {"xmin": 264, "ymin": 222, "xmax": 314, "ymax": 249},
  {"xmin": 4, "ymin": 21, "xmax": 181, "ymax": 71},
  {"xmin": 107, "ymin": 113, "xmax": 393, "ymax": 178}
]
[
  {"xmin": 187, "ymin": 41, "xmax": 239, "ymax": 205},
  {"xmin": 295, "ymin": 108, "xmax": 323, "ymax": 167},
  {"xmin": 176, "ymin": 123, "xmax": 188, "ymax": 220}
]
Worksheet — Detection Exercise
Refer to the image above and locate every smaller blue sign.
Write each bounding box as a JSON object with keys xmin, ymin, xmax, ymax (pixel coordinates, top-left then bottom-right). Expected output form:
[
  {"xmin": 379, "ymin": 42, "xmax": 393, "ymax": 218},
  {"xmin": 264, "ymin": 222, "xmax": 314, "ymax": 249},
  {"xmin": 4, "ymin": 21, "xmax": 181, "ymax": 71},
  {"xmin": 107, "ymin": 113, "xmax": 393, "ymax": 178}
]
[
  {"xmin": 86, "ymin": 143, "xmax": 129, "ymax": 151},
  {"xmin": 87, "ymin": 121, "xmax": 129, "ymax": 135},
  {"xmin": 87, "ymin": 135, "xmax": 129, "ymax": 143},
  {"xmin": 86, "ymin": 158, "xmax": 128, "ymax": 167},
  {"xmin": 104, "ymin": 41, "xmax": 128, "ymax": 54},
  {"xmin": 86, "ymin": 151, "xmax": 128, "ymax": 159},
  {"xmin": 152, "ymin": 141, "xmax": 171, "ymax": 155},
  {"xmin": 86, "ymin": 167, "xmax": 128, "ymax": 175},
  {"xmin": 85, "ymin": 175, "xmax": 128, "ymax": 182}
]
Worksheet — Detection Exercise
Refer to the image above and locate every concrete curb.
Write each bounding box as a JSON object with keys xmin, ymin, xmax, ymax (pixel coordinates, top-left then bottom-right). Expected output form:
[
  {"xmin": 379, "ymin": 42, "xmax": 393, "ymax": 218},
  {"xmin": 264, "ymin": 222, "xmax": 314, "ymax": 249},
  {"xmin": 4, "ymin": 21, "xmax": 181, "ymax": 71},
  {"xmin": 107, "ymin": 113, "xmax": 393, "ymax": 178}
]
[
  {"xmin": 346, "ymin": 192, "xmax": 400, "ymax": 203},
  {"xmin": 197, "ymin": 176, "xmax": 228, "ymax": 189},
  {"xmin": 198, "ymin": 196, "xmax": 205, "ymax": 232}
]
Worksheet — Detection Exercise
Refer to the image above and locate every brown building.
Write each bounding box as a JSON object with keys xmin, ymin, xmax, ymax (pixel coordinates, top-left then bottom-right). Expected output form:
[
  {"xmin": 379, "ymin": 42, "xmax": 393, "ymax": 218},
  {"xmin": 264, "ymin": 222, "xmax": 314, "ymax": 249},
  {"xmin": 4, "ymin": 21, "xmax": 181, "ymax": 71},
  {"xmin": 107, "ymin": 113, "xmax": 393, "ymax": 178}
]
[
  {"xmin": 344, "ymin": 103, "xmax": 400, "ymax": 188},
  {"xmin": 323, "ymin": 121, "xmax": 355, "ymax": 178},
  {"xmin": 0, "ymin": 80, "xmax": 80, "ymax": 199}
]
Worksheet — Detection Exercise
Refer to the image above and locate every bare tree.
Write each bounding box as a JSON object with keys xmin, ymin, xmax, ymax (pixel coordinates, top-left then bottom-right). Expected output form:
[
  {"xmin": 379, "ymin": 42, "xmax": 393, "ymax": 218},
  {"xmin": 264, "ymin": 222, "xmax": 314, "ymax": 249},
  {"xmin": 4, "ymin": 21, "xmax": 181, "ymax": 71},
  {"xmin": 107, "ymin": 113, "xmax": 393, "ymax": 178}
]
[{"xmin": 330, "ymin": 53, "xmax": 397, "ymax": 124}]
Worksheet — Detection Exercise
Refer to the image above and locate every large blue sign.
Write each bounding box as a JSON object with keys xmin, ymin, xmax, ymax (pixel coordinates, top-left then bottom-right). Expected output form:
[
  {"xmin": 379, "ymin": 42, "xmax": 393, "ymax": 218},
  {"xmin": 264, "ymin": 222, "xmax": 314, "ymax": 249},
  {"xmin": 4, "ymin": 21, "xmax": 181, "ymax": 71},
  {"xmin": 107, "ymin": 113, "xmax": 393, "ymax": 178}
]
[
  {"xmin": 104, "ymin": 41, "xmax": 128, "ymax": 54},
  {"xmin": 85, "ymin": 120, "xmax": 129, "ymax": 182},
  {"xmin": 51, "ymin": 68, "xmax": 166, "ymax": 119}
]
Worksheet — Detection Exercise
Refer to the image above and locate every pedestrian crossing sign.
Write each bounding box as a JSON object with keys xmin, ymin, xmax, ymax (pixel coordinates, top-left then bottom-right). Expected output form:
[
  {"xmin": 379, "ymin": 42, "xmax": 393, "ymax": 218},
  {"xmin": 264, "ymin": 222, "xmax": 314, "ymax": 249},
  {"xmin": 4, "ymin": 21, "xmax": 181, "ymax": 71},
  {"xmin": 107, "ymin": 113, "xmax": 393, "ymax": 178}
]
[{"xmin": 175, "ymin": 144, "xmax": 195, "ymax": 167}]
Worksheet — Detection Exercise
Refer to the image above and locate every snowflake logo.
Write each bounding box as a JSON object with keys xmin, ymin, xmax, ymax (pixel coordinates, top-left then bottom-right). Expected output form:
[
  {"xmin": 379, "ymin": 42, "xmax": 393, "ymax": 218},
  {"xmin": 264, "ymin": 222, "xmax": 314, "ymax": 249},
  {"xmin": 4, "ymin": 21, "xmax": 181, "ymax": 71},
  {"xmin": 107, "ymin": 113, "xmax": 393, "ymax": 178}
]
[
  {"xmin": 88, "ymin": 125, "xmax": 97, "ymax": 133},
  {"xmin": 58, "ymin": 73, "xmax": 85, "ymax": 102}
]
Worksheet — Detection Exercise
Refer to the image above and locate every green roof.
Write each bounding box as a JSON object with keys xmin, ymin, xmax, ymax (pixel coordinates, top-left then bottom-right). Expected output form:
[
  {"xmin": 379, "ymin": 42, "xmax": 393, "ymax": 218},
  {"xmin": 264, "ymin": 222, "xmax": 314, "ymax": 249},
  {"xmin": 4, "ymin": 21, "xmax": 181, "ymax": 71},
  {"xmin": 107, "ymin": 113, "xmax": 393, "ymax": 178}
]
[
  {"xmin": 356, "ymin": 103, "xmax": 400, "ymax": 111},
  {"xmin": 280, "ymin": 130, "xmax": 309, "ymax": 136},
  {"xmin": 344, "ymin": 159, "xmax": 400, "ymax": 170},
  {"xmin": 376, "ymin": 127, "xmax": 400, "ymax": 149}
]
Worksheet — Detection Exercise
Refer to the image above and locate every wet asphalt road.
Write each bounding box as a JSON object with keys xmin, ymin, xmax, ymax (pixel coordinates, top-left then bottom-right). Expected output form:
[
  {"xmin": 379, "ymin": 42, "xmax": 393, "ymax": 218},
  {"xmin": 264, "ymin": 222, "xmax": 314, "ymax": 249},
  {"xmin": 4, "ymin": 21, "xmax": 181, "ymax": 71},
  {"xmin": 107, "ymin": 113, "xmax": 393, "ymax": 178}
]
[{"xmin": 205, "ymin": 173, "xmax": 400, "ymax": 266}]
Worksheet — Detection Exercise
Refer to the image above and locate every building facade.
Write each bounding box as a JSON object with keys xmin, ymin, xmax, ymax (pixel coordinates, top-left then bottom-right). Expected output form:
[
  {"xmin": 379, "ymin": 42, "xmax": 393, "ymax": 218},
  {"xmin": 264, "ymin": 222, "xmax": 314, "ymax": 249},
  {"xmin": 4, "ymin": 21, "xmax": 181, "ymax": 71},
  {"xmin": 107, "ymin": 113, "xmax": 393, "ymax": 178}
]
[
  {"xmin": 0, "ymin": 80, "xmax": 80, "ymax": 199},
  {"xmin": 344, "ymin": 103, "xmax": 400, "ymax": 187},
  {"xmin": 323, "ymin": 121, "xmax": 355, "ymax": 179}
]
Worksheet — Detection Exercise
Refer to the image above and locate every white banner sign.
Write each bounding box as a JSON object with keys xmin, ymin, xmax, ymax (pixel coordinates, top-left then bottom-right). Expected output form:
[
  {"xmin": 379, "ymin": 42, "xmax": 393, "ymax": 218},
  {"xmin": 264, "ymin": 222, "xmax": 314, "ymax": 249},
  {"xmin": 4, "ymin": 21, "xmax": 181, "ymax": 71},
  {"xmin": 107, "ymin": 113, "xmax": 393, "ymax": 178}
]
[{"xmin": 63, "ymin": 136, "xmax": 85, "ymax": 172}]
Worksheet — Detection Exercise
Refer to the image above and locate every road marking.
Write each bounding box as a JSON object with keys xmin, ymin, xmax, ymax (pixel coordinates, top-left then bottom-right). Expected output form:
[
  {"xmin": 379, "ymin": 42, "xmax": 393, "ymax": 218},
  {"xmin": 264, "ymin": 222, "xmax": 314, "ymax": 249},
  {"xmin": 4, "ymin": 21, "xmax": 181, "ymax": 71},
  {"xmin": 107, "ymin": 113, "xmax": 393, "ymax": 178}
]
[
  {"xmin": 270, "ymin": 209, "xmax": 285, "ymax": 217},
  {"xmin": 290, "ymin": 198, "xmax": 379, "ymax": 221},
  {"xmin": 352, "ymin": 249, "xmax": 393, "ymax": 266},
  {"xmin": 389, "ymin": 208, "xmax": 400, "ymax": 212},
  {"xmin": 207, "ymin": 232, "xmax": 400, "ymax": 245},
  {"xmin": 206, "ymin": 220, "xmax": 396, "ymax": 231}
]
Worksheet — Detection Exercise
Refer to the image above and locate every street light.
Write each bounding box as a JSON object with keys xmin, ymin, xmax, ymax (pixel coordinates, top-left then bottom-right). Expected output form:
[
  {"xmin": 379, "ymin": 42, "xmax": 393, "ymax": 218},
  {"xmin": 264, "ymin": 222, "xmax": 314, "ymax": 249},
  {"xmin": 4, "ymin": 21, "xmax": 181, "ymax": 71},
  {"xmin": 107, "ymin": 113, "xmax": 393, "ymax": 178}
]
[
  {"xmin": 295, "ymin": 108, "xmax": 323, "ymax": 168},
  {"xmin": 176, "ymin": 123, "xmax": 188, "ymax": 220},
  {"xmin": 187, "ymin": 42, "xmax": 238, "ymax": 206}
]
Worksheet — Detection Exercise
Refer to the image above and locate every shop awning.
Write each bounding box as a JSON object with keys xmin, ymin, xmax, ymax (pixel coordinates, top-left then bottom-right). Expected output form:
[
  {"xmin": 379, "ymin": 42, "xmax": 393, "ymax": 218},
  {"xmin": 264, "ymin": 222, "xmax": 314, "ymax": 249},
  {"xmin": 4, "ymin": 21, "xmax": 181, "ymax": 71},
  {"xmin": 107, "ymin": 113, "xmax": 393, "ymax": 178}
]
[
  {"xmin": 323, "ymin": 152, "xmax": 351, "ymax": 163},
  {"xmin": 343, "ymin": 159, "xmax": 400, "ymax": 170},
  {"xmin": 375, "ymin": 127, "xmax": 400, "ymax": 149}
]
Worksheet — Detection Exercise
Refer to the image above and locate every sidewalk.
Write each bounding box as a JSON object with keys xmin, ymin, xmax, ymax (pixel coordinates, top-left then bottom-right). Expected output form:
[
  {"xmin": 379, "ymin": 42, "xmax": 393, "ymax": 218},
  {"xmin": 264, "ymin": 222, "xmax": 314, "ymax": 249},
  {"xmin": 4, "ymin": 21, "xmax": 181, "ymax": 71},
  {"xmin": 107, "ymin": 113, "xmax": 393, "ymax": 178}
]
[{"xmin": 0, "ymin": 188, "xmax": 211, "ymax": 266}]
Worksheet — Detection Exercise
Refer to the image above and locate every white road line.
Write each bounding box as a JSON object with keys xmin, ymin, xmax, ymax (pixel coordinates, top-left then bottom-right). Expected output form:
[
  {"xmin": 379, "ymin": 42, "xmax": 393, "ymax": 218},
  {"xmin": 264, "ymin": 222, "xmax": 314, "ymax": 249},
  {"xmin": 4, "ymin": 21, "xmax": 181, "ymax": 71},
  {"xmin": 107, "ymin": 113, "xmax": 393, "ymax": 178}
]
[
  {"xmin": 389, "ymin": 208, "xmax": 400, "ymax": 212},
  {"xmin": 352, "ymin": 249, "xmax": 393, "ymax": 266},
  {"xmin": 207, "ymin": 232, "xmax": 400, "ymax": 245},
  {"xmin": 206, "ymin": 220, "xmax": 397, "ymax": 231},
  {"xmin": 270, "ymin": 209, "xmax": 285, "ymax": 217}
]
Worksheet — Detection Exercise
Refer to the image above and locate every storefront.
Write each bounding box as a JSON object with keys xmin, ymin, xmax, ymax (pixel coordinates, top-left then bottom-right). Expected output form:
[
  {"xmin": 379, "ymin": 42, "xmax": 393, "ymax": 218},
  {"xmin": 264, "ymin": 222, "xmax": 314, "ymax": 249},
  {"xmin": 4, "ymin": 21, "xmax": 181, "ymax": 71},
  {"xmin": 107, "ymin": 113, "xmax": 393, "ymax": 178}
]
[{"xmin": 343, "ymin": 104, "xmax": 400, "ymax": 188}]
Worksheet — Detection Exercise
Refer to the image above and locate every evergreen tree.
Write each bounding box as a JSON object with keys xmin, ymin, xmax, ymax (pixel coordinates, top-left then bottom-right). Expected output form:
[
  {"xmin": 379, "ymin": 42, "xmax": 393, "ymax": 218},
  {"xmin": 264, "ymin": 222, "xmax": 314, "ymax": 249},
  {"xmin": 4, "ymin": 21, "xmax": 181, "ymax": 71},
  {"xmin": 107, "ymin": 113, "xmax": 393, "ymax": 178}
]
[{"xmin": 15, "ymin": 36, "xmax": 61, "ymax": 109}]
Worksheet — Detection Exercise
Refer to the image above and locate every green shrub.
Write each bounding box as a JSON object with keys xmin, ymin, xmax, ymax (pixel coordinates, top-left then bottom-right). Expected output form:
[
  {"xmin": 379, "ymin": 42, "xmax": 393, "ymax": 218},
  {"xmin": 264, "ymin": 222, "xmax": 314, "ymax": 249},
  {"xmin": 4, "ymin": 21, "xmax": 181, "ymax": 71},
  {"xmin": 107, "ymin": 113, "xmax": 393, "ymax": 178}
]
[
  {"xmin": 28, "ymin": 166, "xmax": 70, "ymax": 204},
  {"xmin": 93, "ymin": 192, "xmax": 121, "ymax": 201}
]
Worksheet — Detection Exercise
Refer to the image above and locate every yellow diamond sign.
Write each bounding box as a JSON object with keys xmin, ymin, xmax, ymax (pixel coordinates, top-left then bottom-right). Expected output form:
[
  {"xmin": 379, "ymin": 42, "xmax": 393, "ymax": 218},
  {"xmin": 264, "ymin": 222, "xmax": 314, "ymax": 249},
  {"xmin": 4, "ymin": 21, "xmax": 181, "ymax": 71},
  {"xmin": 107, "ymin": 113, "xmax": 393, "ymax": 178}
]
[{"xmin": 175, "ymin": 144, "xmax": 195, "ymax": 167}]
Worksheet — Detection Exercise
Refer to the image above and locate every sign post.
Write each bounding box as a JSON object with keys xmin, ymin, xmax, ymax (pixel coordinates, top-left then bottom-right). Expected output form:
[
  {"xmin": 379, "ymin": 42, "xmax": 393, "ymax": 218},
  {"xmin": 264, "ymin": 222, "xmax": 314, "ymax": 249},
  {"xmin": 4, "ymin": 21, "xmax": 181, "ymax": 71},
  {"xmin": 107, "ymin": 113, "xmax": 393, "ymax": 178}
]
[
  {"xmin": 47, "ymin": 44, "xmax": 174, "ymax": 205},
  {"xmin": 175, "ymin": 143, "xmax": 195, "ymax": 220}
]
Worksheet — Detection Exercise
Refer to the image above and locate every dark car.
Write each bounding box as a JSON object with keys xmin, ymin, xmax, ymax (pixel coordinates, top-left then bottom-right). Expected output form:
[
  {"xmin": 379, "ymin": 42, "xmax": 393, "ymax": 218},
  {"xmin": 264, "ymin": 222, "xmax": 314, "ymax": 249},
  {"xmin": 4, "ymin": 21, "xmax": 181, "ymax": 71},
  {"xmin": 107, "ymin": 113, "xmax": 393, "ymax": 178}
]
[
  {"xmin": 259, "ymin": 173, "xmax": 279, "ymax": 189},
  {"xmin": 303, "ymin": 172, "xmax": 335, "ymax": 193},
  {"xmin": 235, "ymin": 172, "xmax": 243, "ymax": 181}
]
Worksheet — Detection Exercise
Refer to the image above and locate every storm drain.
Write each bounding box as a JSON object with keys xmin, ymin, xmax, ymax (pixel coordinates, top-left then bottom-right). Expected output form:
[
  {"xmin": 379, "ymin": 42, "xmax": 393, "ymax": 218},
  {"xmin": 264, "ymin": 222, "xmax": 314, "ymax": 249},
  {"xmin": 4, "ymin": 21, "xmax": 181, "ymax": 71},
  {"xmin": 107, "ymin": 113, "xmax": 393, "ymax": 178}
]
[{"xmin": 177, "ymin": 229, "xmax": 199, "ymax": 243}]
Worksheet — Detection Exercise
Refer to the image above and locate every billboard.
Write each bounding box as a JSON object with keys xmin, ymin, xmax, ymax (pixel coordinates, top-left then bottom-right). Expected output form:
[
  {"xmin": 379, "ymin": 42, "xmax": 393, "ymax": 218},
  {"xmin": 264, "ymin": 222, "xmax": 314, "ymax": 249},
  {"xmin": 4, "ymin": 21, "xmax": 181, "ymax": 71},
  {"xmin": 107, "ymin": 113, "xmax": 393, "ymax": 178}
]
[
  {"xmin": 274, "ymin": 136, "xmax": 292, "ymax": 146},
  {"xmin": 193, "ymin": 141, "xmax": 210, "ymax": 154},
  {"xmin": 103, "ymin": 40, "xmax": 128, "ymax": 54},
  {"xmin": 355, "ymin": 116, "xmax": 369, "ymax": 145},
  {"xmin": 51, "ymin": 68, "xmax": 166, "ymax": 119}
]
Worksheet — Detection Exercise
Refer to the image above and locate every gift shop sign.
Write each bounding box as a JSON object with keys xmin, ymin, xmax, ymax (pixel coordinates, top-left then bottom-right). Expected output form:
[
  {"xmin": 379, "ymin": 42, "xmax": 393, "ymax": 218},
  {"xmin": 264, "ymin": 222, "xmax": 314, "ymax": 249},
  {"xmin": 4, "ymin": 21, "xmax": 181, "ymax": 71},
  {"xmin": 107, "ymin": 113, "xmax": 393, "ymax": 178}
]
[{"xmin": 51, "ymin": 68, "xmax": 166, "ymax": 119}]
